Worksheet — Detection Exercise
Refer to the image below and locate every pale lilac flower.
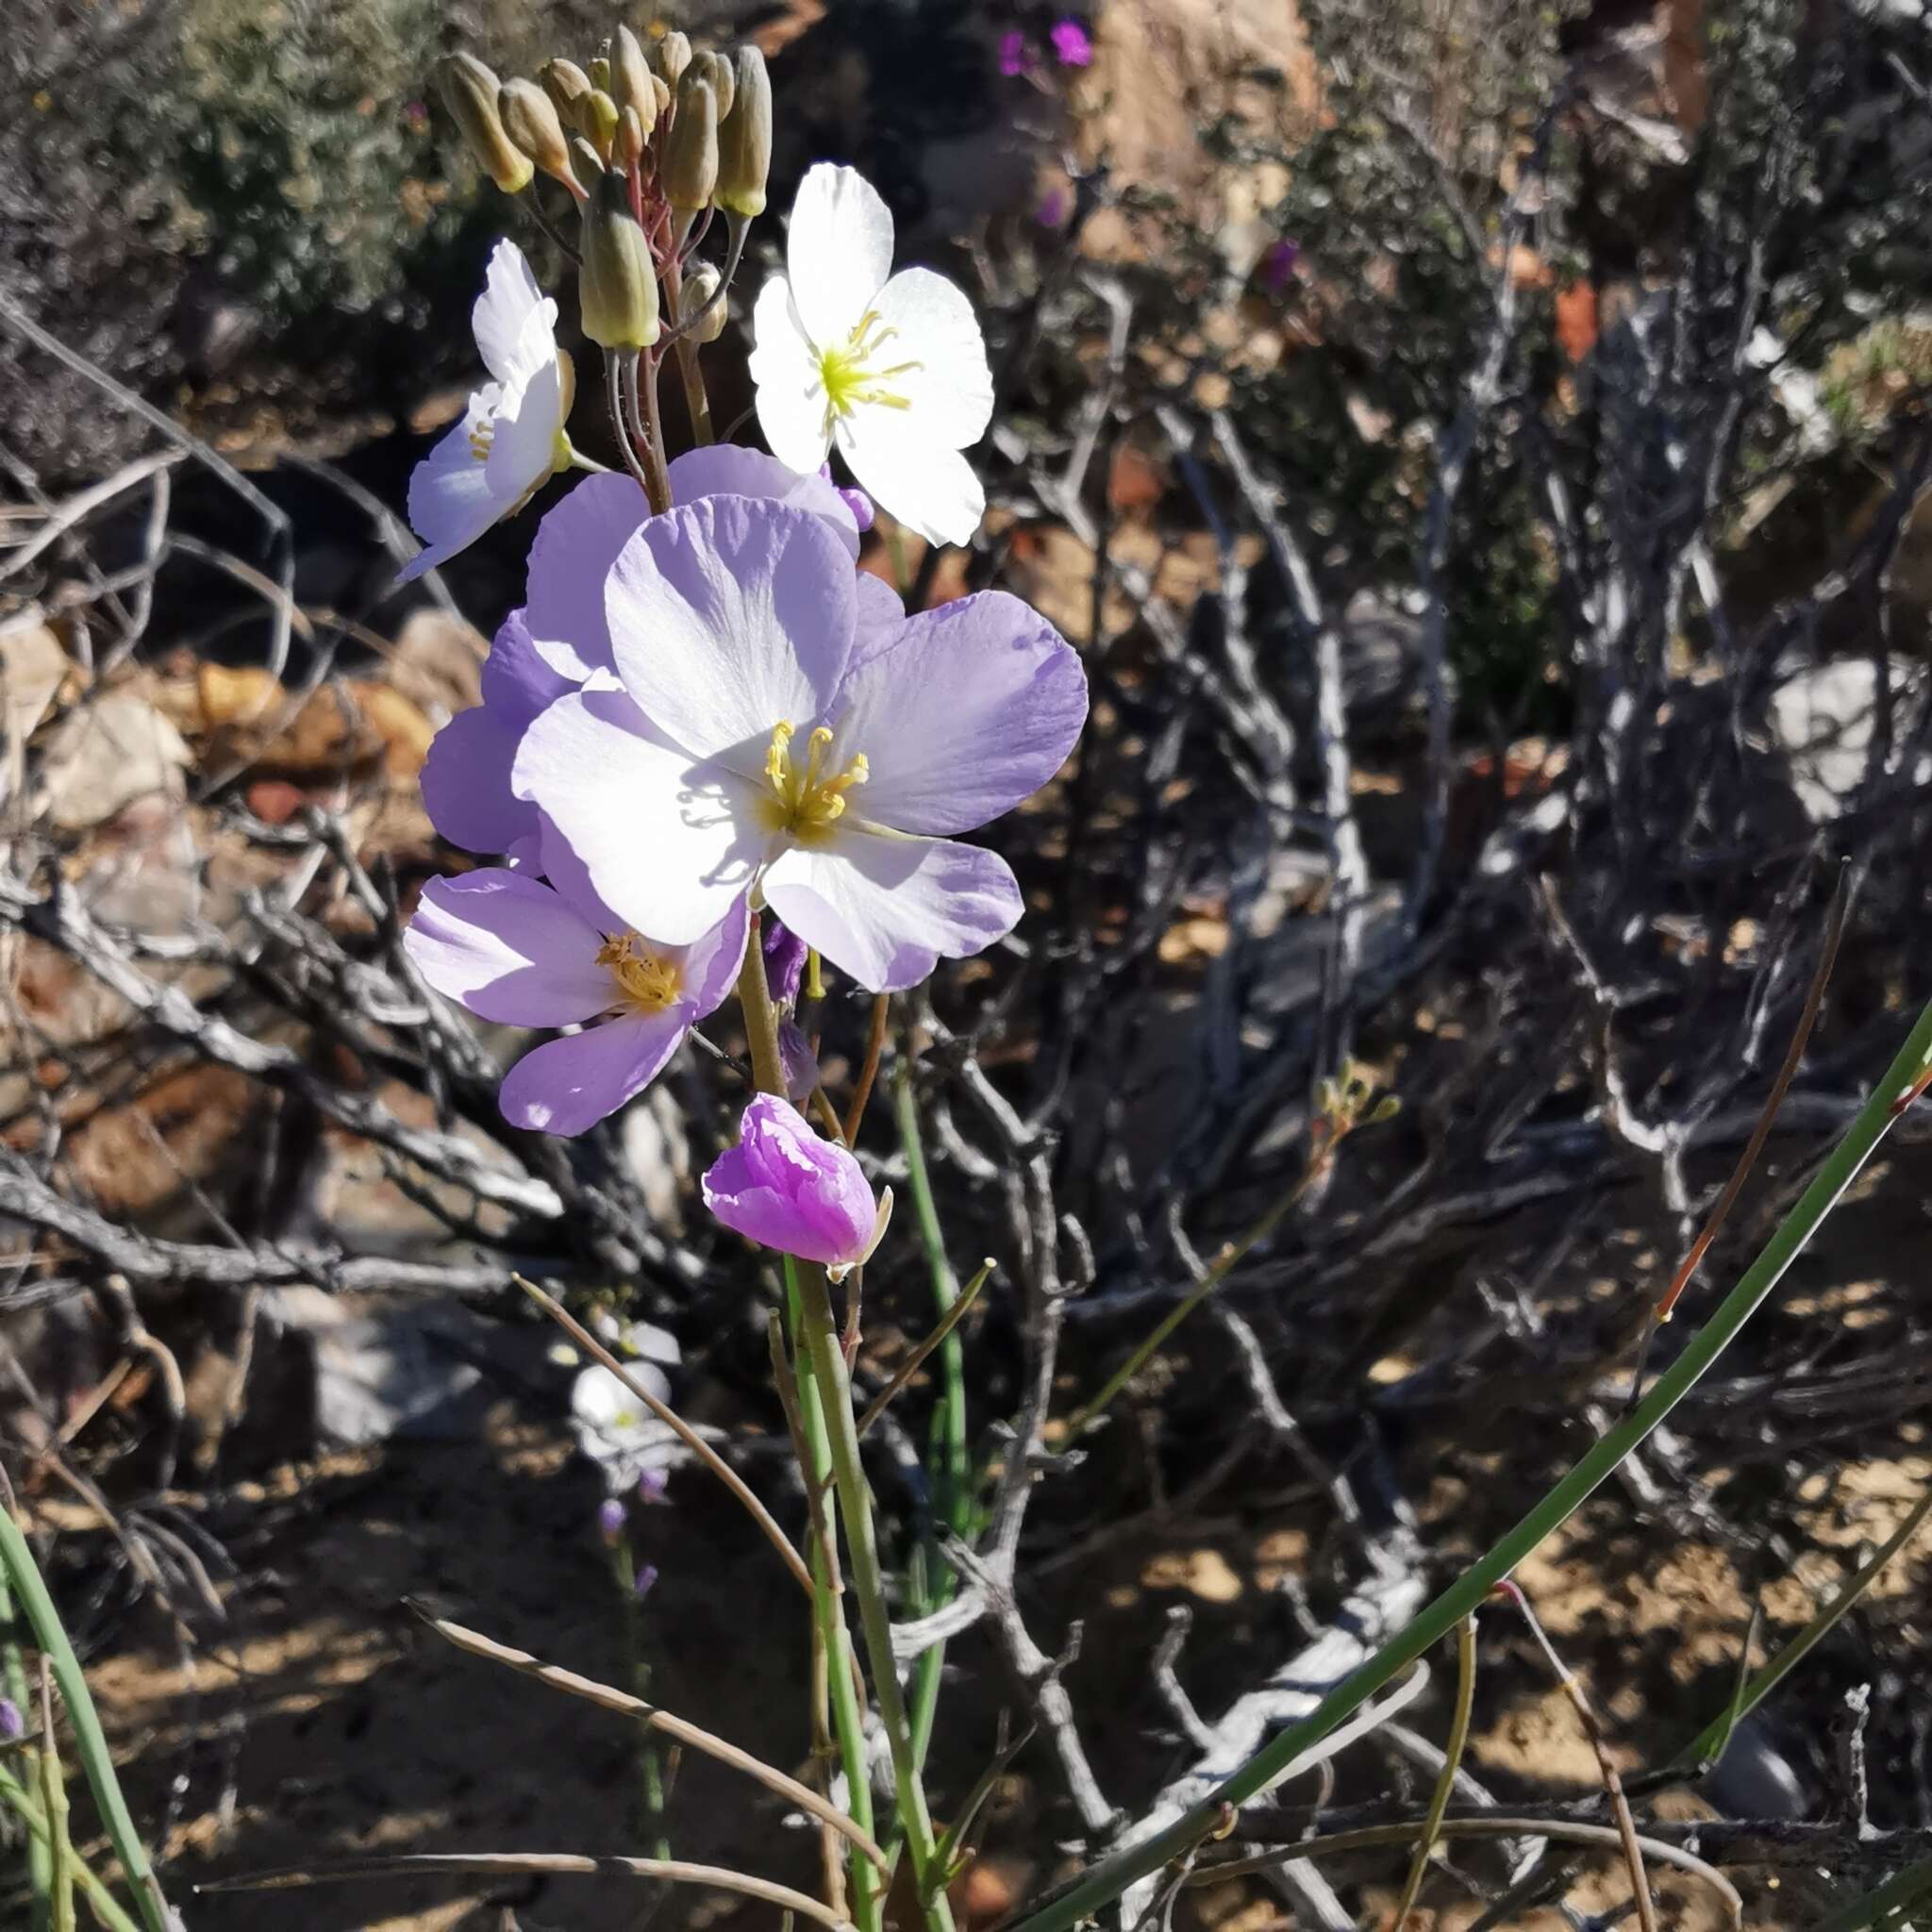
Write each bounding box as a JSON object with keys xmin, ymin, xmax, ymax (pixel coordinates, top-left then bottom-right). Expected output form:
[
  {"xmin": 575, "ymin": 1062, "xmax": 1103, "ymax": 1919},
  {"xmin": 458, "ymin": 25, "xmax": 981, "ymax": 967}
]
[
  {"xmin": 703, "ymin": 1093, "xmax": 891, "ymax": 1278},
  {"xmin": 572, "ymin": 1357, "xmax": 673, "ymax": 1493},
  {"xmin": 400, "ymin": 242, "xmax": 575, "ymax": 582},
  {"xmin": 0, "ymin": 1698, "xmax": 21, "ymax": 1740},
  {"xmin": 404, "ymin": 822, "xmax": 750, "ymax": 1134},
  {"xmin": 597, "ymin": 1496, "xmax": 627, "ymax": 1541},
  {"xmin": 763, "ymin": 916, "xmax": 809, "ymax": 1007},
  {"xmin": 633, "ymin": 1562, "xmax": 659, "ymax": 1598},
  {"xmin": 513, "ymin": 495, "xmax": 1088, "ymax": 990},
  {"xmin": 750, "ymin": 165, "xmax": 993, "ymax": 546},
  {"xmin": 1050, "ymin": 19, "xmax": 1092, "ymax": 66},
  {"xmin": 638, "ymin": 1466, "xmax": 669, "ymax": 1505},
  {"xmin": 1259, "ymin": 238, "xmax": 1301, "ymax": 294},
  {"xmin": 998, "ymin": 29, "xmax": 1028, "ymax": 75},
  {"xmin": 777, "ymin": 1018, "xmax": 821, "ymax": 1104}
]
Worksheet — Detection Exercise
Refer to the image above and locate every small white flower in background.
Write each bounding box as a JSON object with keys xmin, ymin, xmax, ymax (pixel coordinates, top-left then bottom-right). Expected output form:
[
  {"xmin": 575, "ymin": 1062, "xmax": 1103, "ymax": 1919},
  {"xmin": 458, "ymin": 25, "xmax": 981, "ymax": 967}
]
[
  {"xmin": 400, "ymin": 241, "xmax": 577, "ymax": 582},
  {"xmin": 750, "ymin": 164, "xmax": 992, "ymax": 548},
  {"xmin": 571, "ymin": 1357, "xmax": 675, "ymax": 1495}
]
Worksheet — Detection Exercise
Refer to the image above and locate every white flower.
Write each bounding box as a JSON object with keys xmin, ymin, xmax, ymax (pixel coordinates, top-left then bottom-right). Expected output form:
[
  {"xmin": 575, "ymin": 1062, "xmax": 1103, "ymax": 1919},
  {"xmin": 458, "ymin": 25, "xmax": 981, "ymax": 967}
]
[
  {"xmin": 570, "ymin": 1357, "xmax": 675, "ymax": 1494},
  {"xmin": 400, "ymin": 241, "xmax": 576, "ymax": 582},
  {"xmin": 749, "ymin": 164, "xmax": 992, "ymax": 549}
]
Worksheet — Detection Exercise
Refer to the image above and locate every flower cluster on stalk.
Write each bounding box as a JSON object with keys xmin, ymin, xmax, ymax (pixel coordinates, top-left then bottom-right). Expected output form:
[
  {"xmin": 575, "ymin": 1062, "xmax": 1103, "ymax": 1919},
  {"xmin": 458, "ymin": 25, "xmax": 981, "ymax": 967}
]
[{"xmin": 403, "ymin": 24, "xmax": 1087, "ymax": 1274}]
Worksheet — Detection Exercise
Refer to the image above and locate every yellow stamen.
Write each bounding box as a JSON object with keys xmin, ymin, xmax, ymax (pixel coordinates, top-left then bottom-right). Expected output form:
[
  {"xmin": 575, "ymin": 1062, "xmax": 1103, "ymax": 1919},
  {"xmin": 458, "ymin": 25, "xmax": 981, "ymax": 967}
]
[
  {"xmin": 812, "ymin": 308, "xmax": 923, "ymax": 436},
  {"xmin": 761, "ymin": 720, "xmax": 868, "ymax": 843},
  {"xmin": 467, "ymin": 417, "xmax": 495, "ymax": 462},
  {"xmin": 596, "ymin": 932, "xmax": 683, "ymax": 1012}
]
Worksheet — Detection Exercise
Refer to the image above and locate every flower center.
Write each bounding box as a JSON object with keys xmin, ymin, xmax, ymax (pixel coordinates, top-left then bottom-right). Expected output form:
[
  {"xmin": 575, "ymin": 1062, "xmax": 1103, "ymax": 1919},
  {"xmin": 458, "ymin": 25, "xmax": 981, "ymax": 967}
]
[
  {"xmin": 761, "ymin": 721, "xmax": 868, "ymax": 843},
  {"xmin": 814, "ymin": 310, "xmax": 922, "ymax": 434},
  {"xmin": 597, "ymin": 933, "xmax": 682, "ymax": 1012},
  {"xmin": 467, "ymin": 414, "xmax": 496, "ymax": 462}
]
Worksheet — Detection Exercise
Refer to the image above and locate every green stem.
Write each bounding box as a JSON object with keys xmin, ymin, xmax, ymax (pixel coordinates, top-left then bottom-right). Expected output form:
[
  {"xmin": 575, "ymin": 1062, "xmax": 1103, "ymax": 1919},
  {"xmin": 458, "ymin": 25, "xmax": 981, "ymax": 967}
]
[
  {"xmin": 788, "ymin": 1264, "xmax": 882, "ymax": 1932},
  {"xmin": 661, "ymin": 257, "xmax": 715, "ymax": 445},
  {"xmin": 3, "ymin": 1572, "xmax": 51, "ymax": 1930},
  {"xmin": 893, "ymin": 1058, "xmax": 973, "ymax": 1774},
  {"xmin": 1011, "ymin": 996, "xmax": 1932, "ymax": 1932},
  {"xmin": 0, "ymin": 1768, "xmax": 142, "ymax": 1932},
  {"xmin": 0, "ymin": 1507, "xmax": 171, "ymax": 1932}
]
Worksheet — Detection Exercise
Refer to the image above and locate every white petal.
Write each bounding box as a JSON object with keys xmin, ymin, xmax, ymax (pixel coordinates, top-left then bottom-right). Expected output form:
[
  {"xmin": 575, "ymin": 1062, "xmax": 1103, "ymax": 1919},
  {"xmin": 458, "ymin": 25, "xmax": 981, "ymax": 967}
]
[
  {"xmin": 485, "ymin": 351, "xmax": 564, "ymax": 503},
  {"xmin": 473, "ymin": 241, "xmax": 553, "ymax": 385},
  {"xmin": 400, "ymin": 401, "xmax": 504, "ymax": 580},
  {"xmin": 764, "ymin": 829, "xmax": 1022, "ymax": 992},
  {"xmin": 749, "ymin": 275, "xmax": 835, "ymax": 476},
  {"xmin": 785, "ymin": 163, "xmax": 894, "ymax": 349},
  {"xmin": 605, "ymin": 495, "xmax": 856, "ymax": 768},
  {"xmin": 835, "ymin": 413, "xmax": 984, "ymax": 548},
  {"xmin": 869, "ymin": 267, "xmax": 992, "ymax": 450},
  {"xmin": 512, "ymin": 687, "xmax": 770, "ymax": 946}
]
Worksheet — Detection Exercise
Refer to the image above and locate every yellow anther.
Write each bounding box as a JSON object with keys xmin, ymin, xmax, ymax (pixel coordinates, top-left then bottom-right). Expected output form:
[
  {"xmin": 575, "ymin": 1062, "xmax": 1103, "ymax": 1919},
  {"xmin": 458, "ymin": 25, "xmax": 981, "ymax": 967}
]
[
  {"xmin": 761, "ymin": 719, "xmax": 868, "ymax": 842},
  {"xmin": 812, "ymin": 308, "xmax": 922, "ymax": 435},
  {"xmin": 596, "ymin": 932, "xmax": 682, "ymax": 1012},
  {"xmin": 468, "ymin": 418, "xmax": 495, "ymax": 462}
]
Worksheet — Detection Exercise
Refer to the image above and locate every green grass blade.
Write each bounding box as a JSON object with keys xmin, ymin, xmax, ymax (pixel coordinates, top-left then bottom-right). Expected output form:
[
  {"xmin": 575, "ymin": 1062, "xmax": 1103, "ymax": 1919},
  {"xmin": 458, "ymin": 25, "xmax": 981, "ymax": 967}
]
[
  {"xmin": 0, "ymin": 1507, "xmax": 172, "ymax": 1932},
  {"xmin": 0, "ymin": 1765, "xmax": 142, "ymax": 1932},
  {"xmin": 1009, "ymin": 994, "xmax": 1932, "ymax": 1932},
  {"xmin": 1814, "ymin": 1858, "xmax": 1932, "ymax": 1932}
]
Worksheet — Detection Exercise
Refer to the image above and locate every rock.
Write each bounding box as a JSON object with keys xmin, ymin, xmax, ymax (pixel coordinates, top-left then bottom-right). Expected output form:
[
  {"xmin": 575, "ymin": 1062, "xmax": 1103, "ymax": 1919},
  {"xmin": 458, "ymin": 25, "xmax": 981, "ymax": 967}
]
[
  {"xmin": 37, "ymin": 687, "xmax": 191, "ymax": 831},
  {"xmin": 1766, "ymin": 656, "xmax": 1931, "ymax": 823},
  {"xmin": 0, "ymin": 616, "xmax": 76, "ymax": 805},
  {"xmin": 383, "ymin": 608, "xmax": 488, "ymax": 723}
]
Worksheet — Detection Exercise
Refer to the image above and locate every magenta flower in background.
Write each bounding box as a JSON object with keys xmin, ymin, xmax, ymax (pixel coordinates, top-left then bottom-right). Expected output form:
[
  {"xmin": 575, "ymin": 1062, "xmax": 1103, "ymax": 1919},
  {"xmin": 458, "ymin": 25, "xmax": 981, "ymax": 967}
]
[
  {"xmin": 514, "ymin": 496, "xmax": 1088, "ymax": 991},
  {"xmin": 763, "ymin": 915, "xmax": 809, "ymax": 1007},
  {"xmin": 404, "ymin": 821, "xmax": 750, "ymax": 1135},
  {"xmin": 777, "ymin": 1017, "xmax": 822, "ymax": 1104},
  {"xmin": 703, "ymin": 1094, "xmax": 891, "ymax": 1277},
  {"xmin": 1050, "ymin": 19, "xmax": 1092, "ymax": 66},
  {"xmin": 1260, "ymin": 238, "xmax": 1301, "ymax": 294},
  {"xmin": 1036, "ymin": 186, "xmax": 1071, "ymax": 228},
  {"xmin": 998, "ymin": 29, "xmax": 1028, "ymax": 75}
]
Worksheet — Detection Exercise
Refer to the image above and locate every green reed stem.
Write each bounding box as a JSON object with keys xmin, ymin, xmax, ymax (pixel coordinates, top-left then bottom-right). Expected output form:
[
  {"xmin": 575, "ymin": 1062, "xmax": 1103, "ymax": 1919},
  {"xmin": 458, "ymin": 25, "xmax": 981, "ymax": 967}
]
[
  {"xmin": 0, "ymin": 1767, "xmax": 141, "ymax": 1932},
  {"xmin": 3, "ymin": 1569, "xmax": 52, "ymax": 1930},
  {"xmin": 1011, "ymin": 995, "xmax": 1932, "ymax": 1932},
  {"xmin": 0, "ymin": 1507, "xmax": 171, "ymax": 1932},
  {"xmin": 1391, "ymin": 1615, "xmax": 1476, "ymax": 1930}
]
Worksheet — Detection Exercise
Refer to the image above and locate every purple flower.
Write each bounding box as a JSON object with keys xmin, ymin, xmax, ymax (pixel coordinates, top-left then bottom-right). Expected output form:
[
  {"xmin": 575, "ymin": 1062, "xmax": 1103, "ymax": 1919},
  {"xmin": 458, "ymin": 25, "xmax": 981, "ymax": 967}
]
[
  {"xmin": 1050, "ymin": 19, "xmax": 1092, "ymax": 66},
  {"xmin": 998, "ymin": 29, "xmax": 1027, "ymax": 76},
  {"xmin": 762, "ymin": 916, "xmax": 809, "ymax": 1008},
  {"xmin": 597, "ymin": 1496, "xmax": 627, "ymax": 1541},
  {"xmin": 703, "ymin": 1094, "xmax": 891, "ymax": 1277},
  {"xmin": 1036, "ymin": 186, "xmax": 1070, "ymax": 228},
  {"xmin": 0, "ymin": 1698, "xmax": 21, "ymax": 1740},
  {"xmin": 637, "ymin": 1465, "xmax": 669, "ymax": 1505},
  {"xmin": 404, "ymin": 820, "xmax": 750, "ymax": 1135},
  {"xmin": 633, "ymin": 1562, "xmax": 659, "ymax": 1598},
  {"xmin": 514, "ymin": 496, "xmax": 1088, "ymax": 991},
  {"xmin": 777, "ymin": 1017, "xmax": 822, "ymax": 1104},
  {"xmin": 1259, "ymin": 238, "xmax": 1300, "ymax": 294}
]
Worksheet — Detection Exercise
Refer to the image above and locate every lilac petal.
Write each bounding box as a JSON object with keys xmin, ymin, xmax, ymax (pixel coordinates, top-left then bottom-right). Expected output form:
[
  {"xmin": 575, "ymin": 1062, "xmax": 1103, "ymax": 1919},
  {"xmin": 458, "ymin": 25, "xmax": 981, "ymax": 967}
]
[
  {"xmin": 481, "ymin": 608, "xmax": 575, "ymax": 725},
  {"xmin": 679, "ymin": 893, "xmax": 752, "ymax": 1016},
  {"xmin": 406, "ymin": 872, "xmax": 611, "ymax": 1024},
  {"xmin": 764, "ymin": 831, "xmax": 1023, "ymax": 992},
  {"xmin": 420, "ymin": 704, "xmax": 535, "ymax": 855},
  {"xmin": 831, "ymin": 591, "xmax": 1087, "ymax": 834},
  {"xmin": 850, "ymin": 571, "xmax": 905, "ymax": 669},
  {"xmin": 667, "ymin": 445, "xmax": 861, "ymax": 558},
  {"xmin": 702, "ymin": 1093, "xmax": 876, "ymax": 1266},
  {"xmin": 525, "ymin": 472, "xmax": 651, "ymax": 682},
  {"xmin": 607, "ymin": 496, "xmax": 857, "ymax": 769},
  {"xmin": 762, "ymin": 915, "xmax": 809, "ymax": 1007},
  {"xmin": 500, "ymin": 1008, "xmax": 689, "ymax": 1136},
  {"xmin": 777, "ymin": 1017, "xmax": 821, "ymax": 1103},
  {"xmin": 513, "ymin": 687, "xmax": 768, "ymax": 945}
]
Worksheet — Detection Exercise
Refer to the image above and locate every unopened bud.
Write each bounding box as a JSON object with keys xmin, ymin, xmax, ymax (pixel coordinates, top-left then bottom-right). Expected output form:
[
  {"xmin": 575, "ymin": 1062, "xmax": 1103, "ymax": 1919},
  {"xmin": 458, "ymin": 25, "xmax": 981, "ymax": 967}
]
[
  {"xmin": 679, "ymin": 261, "xmax": 727, "ymax": 342},
  {"xmin": 699, "ymin": 49, "xmax": 736, "ymax": 122},
  {"xmin": 652, "ymin": 74, "xmax": 672, "ymax": 119},
  {"xmin": 589, "ymin": 50, "xmax": 612, "ymax": 94},
  {"xmin": 586, "ymin": 87, "xmax": 621, "ymax": 158},
  {"xmin": 616, "ymin": 104, "xmax": 646, "ymax": 170},
  {"xmin": 715, "ymin": 46, "xmax": 771, "ymax": 217},
  {"xmin": 613, "ymin": 27, "xmax": 655, "ymax": 122},
  {"xmin": 540, "ymin": 58, "xmax": 593, "ymax": 124},
  {"xmin": 579, "ymin": 168, "xmax": 660, "ymax": 350},
  {"xmin": 662, "ymin": 74, "xmax": 718, "ymax": 212},
  {"xmin": 500, "ymin": 79, "xmax": 583, "ymax": 198},
  {"xmin": 570, "ymin": 135, "xmax": 606, "ymax": 184},
  {"xmin": 435, "ymin": 53, "xmax": 533, "ymax": 194},
  {"xmin": 655, "ymin": 30, "xmax": 691, "ymax": 86}
]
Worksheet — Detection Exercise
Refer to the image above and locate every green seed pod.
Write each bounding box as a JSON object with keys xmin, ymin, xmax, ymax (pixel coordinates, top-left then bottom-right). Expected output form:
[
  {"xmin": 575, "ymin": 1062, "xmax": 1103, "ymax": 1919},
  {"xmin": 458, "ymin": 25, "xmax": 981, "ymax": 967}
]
[
  {"xmin": 539, "ymin": 58, "xmax": 593, "ymax": 125},
  {"xmin": 613, "ymin": 26, "xmax": 655, "ymax": 123},
  {"xmin": 679, "ymin": 261, "xmax": 727, "ymax": 343},
  {"xmin": 714, "ymin": 45, "xmax": 771, "ymax": 217},
  {"xmin": 500, "ymin": 78, "xmax": 584, "ymax": 197},
  {"xmin": 699, "ymin": 49, "xmax": 735, "ymax": 122},
  {"xmin": 655, "ymin": 30, "xmax": 691, "ymax": 86},
  {"xmin": 435, "ymin": 52, "xmax": 533, "ymax": 194},
  {"xmin": 660, "ymin": 72, "xmax": 718, "ymax": 213},
  {"xmin": 615, "ymin": 103, "xmax": 645, "ymax": 170},
  {"xmin": 578, "ymin": 166, "xmax": 660, "ymax": 350}
]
